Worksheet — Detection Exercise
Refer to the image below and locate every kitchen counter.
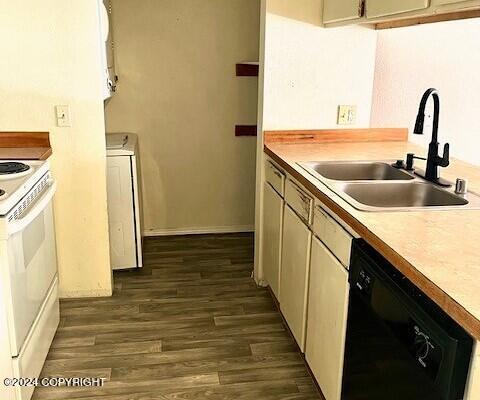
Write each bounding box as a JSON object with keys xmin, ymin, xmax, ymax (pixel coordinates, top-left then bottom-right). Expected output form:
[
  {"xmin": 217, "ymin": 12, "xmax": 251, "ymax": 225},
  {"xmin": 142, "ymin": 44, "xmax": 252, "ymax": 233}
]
[
  {"xmin": 264, "ymin": 132, "xmax": 480, "ymax": 340},
  {"xmin": 0, "ymin": 147, "xmax": 52, "ymax": 160},
  {"xmin": 0, "ymin": 131, "xmax": 52, "ymax": 160}
]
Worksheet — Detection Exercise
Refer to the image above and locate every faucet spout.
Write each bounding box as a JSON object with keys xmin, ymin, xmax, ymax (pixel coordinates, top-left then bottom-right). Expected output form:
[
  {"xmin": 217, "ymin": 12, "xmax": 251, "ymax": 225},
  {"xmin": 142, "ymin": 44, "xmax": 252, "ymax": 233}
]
[
  {"xmin": 414, "ymin": 88, "xmax": 440, "ymax": 143},
  {"xmin": 412, "ymin": 88, "xmax": 450, "ymax": 186}
]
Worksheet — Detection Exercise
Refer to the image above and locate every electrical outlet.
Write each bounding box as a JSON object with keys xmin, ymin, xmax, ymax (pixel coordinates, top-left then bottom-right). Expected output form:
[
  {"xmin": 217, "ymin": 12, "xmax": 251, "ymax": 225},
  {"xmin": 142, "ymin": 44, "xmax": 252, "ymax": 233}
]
[
  {"xmin": 55, "ymin": 105, "xmax": 71, "ymax": 127},
  {"xmin": 337, "ymin": 105, "xmax": 357, "ymax": 125}
]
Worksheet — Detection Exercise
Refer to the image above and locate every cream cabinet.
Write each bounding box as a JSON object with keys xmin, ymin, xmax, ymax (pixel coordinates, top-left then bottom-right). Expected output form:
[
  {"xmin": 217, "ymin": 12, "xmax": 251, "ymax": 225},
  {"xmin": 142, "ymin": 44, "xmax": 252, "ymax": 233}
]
[
  {"xmin": 324, "ymin": 0, "xmax": 480, "ymax": 26},
  {"xmin": 262, "ymin": 182, "xmax": 284, "ymax": 300},
  {"xmin": 280, "ymin": 205, "xmax": 312, "ymax": 352},
  {"xmin": 323, "ymin": 0, "xmax": 364, "ymax": 23},
  {"xmin": 306, "ymin": 236, "xmax": 349, "ymax": 400},
  {"xmin": 433, "ymin": 0, "xmax": 477, "ymax": 5},
  {"xmin": 366, "ymin": 0, "xmax": 430, "ymax": 18}
]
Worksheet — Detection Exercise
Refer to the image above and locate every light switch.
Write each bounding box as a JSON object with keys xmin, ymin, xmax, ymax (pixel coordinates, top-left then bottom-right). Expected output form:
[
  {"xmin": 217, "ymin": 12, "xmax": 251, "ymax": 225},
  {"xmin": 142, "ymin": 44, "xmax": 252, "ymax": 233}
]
[
  {"xmin": 337, "ymin": 105, "xmax": 357, "ymax": 125},
  {"xmin": 55, "ymin": 105, "xmax": 71, "ymax": 127}
]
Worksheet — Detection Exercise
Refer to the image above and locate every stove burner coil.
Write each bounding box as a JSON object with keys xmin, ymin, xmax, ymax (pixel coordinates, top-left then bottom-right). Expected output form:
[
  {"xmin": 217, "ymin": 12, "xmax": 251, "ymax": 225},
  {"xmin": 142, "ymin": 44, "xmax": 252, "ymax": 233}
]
[{"xmin": 0, "ymin": 162, "xmax": 30, "ymax": 175}]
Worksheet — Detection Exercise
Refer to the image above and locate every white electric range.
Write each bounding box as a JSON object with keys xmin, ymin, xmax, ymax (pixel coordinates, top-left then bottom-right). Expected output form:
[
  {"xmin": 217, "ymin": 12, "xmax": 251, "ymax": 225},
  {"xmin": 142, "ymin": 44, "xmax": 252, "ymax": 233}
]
[{"xmin": 0, "ymin": 160, "xmax": 59, "ymax": 400}]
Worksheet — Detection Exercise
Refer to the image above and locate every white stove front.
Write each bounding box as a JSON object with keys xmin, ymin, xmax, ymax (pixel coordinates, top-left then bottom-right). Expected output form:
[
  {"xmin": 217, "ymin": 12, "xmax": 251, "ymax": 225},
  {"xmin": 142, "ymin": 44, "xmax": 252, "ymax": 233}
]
[
  {"xmin": 0, "ymin": 164, "xmax": 59, "ymax": 400},
  {"xmin": 0, "ymin": 160, "xmax": 49, "ymax": 216}
]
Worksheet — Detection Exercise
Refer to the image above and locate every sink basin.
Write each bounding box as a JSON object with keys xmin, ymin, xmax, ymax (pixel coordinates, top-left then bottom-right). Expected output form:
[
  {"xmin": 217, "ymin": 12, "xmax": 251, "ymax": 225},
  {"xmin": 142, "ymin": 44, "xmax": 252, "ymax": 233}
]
[
  {"xmin": 335, "ymin": 182, "xmax": 469, "ymax": 211},
  {"xmin": 300, "ymin": 161, "xmax": 414, "ymax": 181}
]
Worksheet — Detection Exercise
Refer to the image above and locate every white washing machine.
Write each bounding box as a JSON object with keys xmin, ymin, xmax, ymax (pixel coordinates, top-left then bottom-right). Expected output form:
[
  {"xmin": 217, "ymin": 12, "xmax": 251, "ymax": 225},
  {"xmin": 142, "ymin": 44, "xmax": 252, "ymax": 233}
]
[{"xmin": 106, "ymin": 133, "xmax": 143, "ymax": 270}]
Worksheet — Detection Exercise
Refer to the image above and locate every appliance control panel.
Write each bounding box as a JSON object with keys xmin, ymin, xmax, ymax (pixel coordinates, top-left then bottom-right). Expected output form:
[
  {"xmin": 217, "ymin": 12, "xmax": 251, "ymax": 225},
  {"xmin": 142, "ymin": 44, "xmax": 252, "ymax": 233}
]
[{"xmin": 356, "ymin": 269, "xmax": 373, "ymax": 294}]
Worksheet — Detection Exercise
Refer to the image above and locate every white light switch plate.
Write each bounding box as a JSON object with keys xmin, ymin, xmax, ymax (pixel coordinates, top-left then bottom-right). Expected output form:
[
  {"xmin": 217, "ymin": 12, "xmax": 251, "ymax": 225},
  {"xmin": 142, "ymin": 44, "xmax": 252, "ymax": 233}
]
[
  {"xmin": 337, "ymin": 105, "xmax": 357, "ymax": 125},
  {"xmin": 55, "ymin": 105, "xmax": 71, "ymax": 127}
]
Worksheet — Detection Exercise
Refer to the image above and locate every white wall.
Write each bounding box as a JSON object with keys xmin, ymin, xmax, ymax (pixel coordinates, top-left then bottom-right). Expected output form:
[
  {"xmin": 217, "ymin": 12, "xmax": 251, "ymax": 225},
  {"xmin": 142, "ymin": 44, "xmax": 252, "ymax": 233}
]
[
  {"xmin": 254, "ymin": 0, "xmax": 378, "ymax": 281},
  {"xmin": 371, "ymin": 18, "xmax": 480, "ymax": 166},
  {"xmin": 105, "ymin": 0, "xmax": 260, "ymax": 235},
  {"xmin": 0, "ymin": 1, "xmax": 112, "ymax": 298},
  {"xmin": 263, "ymin": 0, "xmax": 378, "ymax": 130}
]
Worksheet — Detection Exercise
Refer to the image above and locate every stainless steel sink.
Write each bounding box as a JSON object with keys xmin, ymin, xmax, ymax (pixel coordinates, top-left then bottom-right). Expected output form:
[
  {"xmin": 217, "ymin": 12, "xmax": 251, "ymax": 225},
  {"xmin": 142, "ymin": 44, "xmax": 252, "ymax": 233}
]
[
  {"xmin": 300, "ymin": 161, "xmax": 414, "ymax": 181},
  {"xmin": 296, "ymin": 160, "xmax": 480, "ymax": 211},
  {"xmin": 334, "ymin": 182, "xmax": 473, "ymax": 211}
]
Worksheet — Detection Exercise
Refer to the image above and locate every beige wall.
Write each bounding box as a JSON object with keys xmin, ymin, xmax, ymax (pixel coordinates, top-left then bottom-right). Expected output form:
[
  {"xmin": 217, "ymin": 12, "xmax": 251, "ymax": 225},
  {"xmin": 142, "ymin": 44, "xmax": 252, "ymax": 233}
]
[
  {"xmin": 105, "ymin": 0, "xmax": 260, "ymax": 235},
  {"xmin": 370, "ymin": 18, "xmax": 480, "ymax": 166},
  {"xmin": 0, "ymin": 1, "xmax": 112, "ymax": 298}
]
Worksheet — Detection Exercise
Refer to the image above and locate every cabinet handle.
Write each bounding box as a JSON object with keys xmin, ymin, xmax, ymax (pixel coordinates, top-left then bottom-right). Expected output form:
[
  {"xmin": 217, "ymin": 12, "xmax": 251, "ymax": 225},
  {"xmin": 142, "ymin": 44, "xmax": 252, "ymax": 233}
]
[
  {"xmin": 292, "ymin": 185, "xmax": 309, "ymax": 202},
  {"xmin": 272, "ymin": 169, "xmax": 282, "ymax": 178},
  {"xmin": 358, "ymin": 0, "xmax": 366, "ymax": 17}
]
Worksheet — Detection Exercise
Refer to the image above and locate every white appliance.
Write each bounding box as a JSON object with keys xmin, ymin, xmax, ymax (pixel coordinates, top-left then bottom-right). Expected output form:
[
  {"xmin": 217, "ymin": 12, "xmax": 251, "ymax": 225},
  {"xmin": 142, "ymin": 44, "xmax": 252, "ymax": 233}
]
[
  {"xmin": 106, "ymin": 134, "xmax": 143, "ymax": 270},
  {"xmin": 0, "ymin": 160, "xmax": 59, "ymax": 400},
  {"xmin": 98, "ymin": 0, "xmax": 116, "ymax": 99}
]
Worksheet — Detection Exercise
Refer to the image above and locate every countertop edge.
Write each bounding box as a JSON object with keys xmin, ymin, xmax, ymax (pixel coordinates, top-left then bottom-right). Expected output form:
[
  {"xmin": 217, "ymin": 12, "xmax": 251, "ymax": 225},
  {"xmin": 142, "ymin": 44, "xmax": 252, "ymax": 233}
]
[
  {"xmin": 0, "ymin": 132, "xmax": 52, "ymax": 160},
  {"xmin": 0, "ymin": 147, "xmax": 52, "ymax": 160},
  {"xmin": 264, "ymin": 144, "xmax": 480, "ymax": 341}
]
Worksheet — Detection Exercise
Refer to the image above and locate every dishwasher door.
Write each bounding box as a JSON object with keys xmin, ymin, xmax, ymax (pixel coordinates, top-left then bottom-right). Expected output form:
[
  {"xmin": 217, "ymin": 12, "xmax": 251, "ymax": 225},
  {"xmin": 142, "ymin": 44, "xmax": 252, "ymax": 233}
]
[{"xmin": 342, "ymin": 240, "xmax": 473, "ymax": 400}]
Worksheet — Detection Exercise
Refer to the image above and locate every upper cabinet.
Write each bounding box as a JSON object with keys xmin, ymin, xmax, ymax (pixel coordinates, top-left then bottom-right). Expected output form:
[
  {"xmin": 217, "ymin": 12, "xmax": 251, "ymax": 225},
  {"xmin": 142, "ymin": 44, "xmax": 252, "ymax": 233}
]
[
  {"xmin": 366, "ymin": 0, "xmax": 429, "ymax": 18},
  {"xmin": 323, "ymin": 0, "xmax": 364, "ymax": 24},
  {"xmin": 433, "ymin": 0, "xmax": 476, "ymax": 5},
  {"xmin": 323, "ymin": 0, "xmax": 480, "ymax": 25}
]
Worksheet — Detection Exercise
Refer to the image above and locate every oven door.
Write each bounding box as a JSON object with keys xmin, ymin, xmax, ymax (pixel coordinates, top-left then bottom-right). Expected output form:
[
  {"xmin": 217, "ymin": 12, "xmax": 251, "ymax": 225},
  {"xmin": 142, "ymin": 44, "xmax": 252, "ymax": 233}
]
[{"xmin": 2, "ymin": 179, "xmax": 57, "ymax": 356}]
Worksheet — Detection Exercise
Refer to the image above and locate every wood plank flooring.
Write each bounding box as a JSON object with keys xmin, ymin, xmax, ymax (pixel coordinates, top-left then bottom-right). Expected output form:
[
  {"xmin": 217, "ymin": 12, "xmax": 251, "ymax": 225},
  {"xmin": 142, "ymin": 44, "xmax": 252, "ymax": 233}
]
[{"xmin": 34, "ymin": 233, "xmax": 323, "ymax": 400}]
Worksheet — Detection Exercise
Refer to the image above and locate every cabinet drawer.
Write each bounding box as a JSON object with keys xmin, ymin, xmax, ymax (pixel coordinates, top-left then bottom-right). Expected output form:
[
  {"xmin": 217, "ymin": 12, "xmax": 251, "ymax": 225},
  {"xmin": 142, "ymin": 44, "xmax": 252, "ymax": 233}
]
[
  {"xmin": 285, "ymin": 179, "xmax": 313, "ymax": 224},
  {"xmin": 313, "ymin": 204, "xmax": 352, "ymax": 268},
  {"xmin": 265, "ymin": 160, "xmax": 285, "ymax": 197}
]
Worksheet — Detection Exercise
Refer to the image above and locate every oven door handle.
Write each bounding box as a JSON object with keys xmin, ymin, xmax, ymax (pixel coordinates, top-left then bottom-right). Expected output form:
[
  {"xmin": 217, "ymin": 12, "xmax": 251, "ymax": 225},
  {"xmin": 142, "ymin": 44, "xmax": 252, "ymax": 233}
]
[{"xmin": 7, "ymin": 180, "xmax": 57, "ymax": 236}]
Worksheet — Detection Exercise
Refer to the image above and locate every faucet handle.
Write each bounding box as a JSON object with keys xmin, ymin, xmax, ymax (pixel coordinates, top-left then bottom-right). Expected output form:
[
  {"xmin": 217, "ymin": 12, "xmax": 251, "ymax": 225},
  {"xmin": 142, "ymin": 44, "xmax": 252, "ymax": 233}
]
[{"xmin": 437, "ymin": 143, "xmax": 450, "ymax": 167}]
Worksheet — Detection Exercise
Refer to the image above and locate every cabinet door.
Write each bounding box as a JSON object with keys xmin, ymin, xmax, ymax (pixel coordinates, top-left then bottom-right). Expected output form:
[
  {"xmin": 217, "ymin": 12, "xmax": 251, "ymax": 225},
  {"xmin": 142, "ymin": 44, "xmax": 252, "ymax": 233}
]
[
  {"xmin": 323, "ymin": 0, "xmax": 363, "ymax": 23},
  {"xmin": 367, "ymin": 0, "xmax": 429, "ymax": 18},
  {"xmin": 107, "ymin": 156, "xmax": 136, "ymax": 270},
  {"xmin": 280, "ymin": 206, "xmax": 312, "ymax": 352},
  {"xmin": 306, "ymin": 237, "xmax": 349, "ymax": 400},
  {"xmin": 262, "ymin": 183, "xmax": 284, "ymax": 300},
  {"xmin": 433, "ymin": 0, "xmax": 480, "ymax": 5}
]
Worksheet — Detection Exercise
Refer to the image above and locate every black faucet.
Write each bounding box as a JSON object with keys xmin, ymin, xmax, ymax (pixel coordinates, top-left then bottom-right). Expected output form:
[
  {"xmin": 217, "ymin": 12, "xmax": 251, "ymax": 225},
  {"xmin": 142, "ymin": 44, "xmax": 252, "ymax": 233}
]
[{"xmin": 413, "ymin": 88, "xmax": 450, "ymax": 186}]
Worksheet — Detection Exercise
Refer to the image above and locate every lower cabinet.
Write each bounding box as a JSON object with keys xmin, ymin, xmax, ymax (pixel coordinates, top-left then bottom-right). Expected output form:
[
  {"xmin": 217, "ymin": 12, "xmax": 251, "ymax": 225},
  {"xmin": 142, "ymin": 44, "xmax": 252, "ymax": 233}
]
[
  {"xmin": 262, "ymin": 182, "xmax": 284, "ymax": 300},
  {"xmin": 306, "ymin": 236, "xmax": 350, "ymax": 400},
  {"xmin": 280, "ymin": 205, "xmax": 312, "ymax": 352}
]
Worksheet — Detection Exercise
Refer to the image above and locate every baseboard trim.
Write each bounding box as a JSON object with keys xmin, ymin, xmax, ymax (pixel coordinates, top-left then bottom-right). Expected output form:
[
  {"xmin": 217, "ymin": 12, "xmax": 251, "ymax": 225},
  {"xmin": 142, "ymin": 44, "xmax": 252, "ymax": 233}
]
[
  {"xmin": 59, "ymin": 288, "xmax": 112, "ymax": 299},
  {"xmin": 144, "ymin": 225, "xmax": 255, "ymax": 237}
]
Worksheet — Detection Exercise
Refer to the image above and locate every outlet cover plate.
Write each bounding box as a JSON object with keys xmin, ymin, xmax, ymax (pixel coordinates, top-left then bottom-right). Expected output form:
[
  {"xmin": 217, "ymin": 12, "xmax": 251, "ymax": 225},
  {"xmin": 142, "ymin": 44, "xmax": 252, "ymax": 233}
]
[{"xmin": 337, "ymin": 105, "xmax": 357, "ymax": 125}]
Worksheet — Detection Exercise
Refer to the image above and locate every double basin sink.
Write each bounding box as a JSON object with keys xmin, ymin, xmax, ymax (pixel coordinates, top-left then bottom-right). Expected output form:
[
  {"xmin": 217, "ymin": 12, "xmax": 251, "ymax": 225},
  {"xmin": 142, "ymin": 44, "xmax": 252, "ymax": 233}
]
[{"xmin": 298, "ymin": 161, "xmax": 480, "ymax": 211}]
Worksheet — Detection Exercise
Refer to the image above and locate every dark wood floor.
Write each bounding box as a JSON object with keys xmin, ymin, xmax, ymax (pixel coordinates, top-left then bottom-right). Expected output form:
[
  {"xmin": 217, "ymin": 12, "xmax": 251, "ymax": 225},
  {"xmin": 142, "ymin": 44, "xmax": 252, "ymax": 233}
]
[{"xmin": 34, "ymin": 233, "xmax": 322, "ymax": 400}]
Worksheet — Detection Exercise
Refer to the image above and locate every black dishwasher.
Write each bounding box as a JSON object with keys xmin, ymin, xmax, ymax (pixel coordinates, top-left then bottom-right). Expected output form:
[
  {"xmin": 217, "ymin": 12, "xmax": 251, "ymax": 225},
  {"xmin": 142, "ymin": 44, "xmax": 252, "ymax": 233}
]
[{"xmin": 342, "ymin": 239, "xmax": 473, "ymax": 400}]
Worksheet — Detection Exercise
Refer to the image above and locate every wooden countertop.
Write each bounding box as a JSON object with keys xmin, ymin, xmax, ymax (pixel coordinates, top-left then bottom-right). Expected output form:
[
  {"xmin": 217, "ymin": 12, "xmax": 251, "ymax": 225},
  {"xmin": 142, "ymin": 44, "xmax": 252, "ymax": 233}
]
[
  {"xmin": 265, "ymin": 136, "xmax": 480, "ymax": 340},
  {"xmin": 0, "ymin": 147, "xmax": 52, "ymax": 160},
  {"xmin": 0, "ymin": 132, "xmax": 52, "ymax": 160}
]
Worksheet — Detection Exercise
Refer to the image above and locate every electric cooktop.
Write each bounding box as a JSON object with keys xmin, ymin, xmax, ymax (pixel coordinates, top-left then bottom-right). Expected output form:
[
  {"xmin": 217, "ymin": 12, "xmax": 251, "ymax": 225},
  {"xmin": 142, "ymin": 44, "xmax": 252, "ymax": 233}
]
[{"xmin": 0, "ymin": 162, "xmax": 30, "ymax": 175}]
